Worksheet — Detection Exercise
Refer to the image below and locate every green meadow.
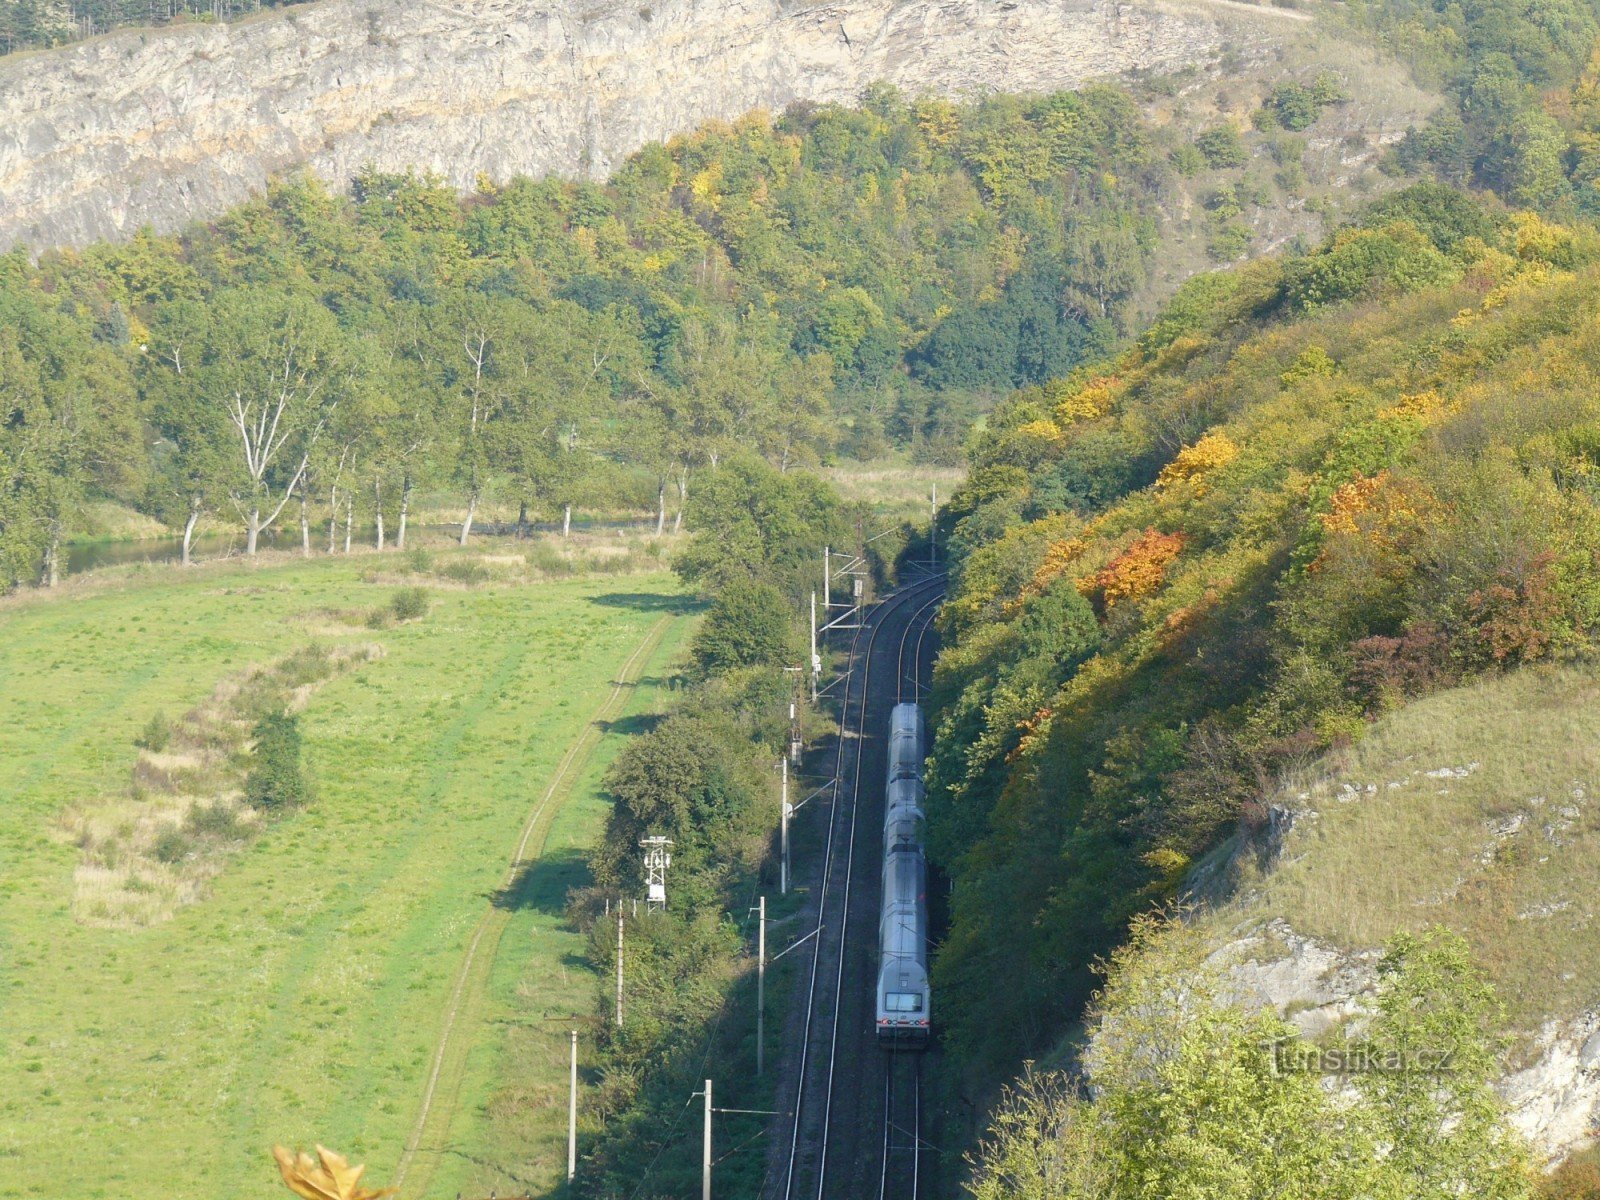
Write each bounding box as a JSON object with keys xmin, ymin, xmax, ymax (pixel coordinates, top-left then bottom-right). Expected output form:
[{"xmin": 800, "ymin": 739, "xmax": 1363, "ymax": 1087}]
[{"xmin": 0, "ymin": 549, "xmax": 693, "ymax": 1199}]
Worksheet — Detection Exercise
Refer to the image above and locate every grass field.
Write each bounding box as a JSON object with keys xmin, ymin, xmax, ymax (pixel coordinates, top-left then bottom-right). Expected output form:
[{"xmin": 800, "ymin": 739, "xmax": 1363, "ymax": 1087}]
[{"xmin": 0, "ymin": 547, "xmax": 694, "ymax": 1199}]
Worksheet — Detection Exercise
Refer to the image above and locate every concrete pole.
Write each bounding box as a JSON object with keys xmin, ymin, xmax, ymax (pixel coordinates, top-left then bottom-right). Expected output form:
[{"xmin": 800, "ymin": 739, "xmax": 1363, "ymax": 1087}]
[
  {"xmin": 824, "ymin": 545, "xmax": 831, "ymax": 612},
  {"xmin": 756, "ymin": 896, "xmax": 767, "ymax": 1076},
  {"xmin": 780, "ymin": 759, "xmax": 790, "ymax": 896},
  {"xmin": 809, "ymin": 591, "xmax": 818, "ymax": 702},
  {"xmin": 703, "ymin": 1078, "xmax": 713, "ymax": 1200},
  {"xmin": 615, "ymin": 912, "xmax": 624, "ymax": 1028},
  {"xmin": 931, "ymin": 483, "xmax": 937, "ymax": 566},
  {"xmin": 567, "ymin": 1029, "xmax": 578, "ymax": 1184}
]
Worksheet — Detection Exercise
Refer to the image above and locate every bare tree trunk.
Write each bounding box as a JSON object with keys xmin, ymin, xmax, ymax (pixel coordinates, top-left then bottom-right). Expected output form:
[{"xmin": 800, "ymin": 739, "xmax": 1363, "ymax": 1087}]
[
  {"xmin": 563, "ymin": 503, "xmax": 572, "ymax": 538},
  {"xmin": 327, "ymin": 492, "xmax": 339, "ymax": 554},
  {"xmin": 655, "ymin": 480, "xmax": 666, "ymax": 537},
  {"xmin": 299, "ymin": 490, "xmax": 311, "ymax": 557},
  {"xmin": 517, "ymin": 500, "xmax": 529, "ymax": 540},
  {"xmin": 344, "ymin": 496, "xmax": 353, "ymax": 554},
  {"xmin": 397, "ymin": 474, "xmax": 412, "ymax": 551},
  {"xmin": 41, "ymin": 530, "xmax": 60, "ymax": 588},
  {"xmin": 374, "ymin": 479, "xmax": 385, "ymax": 551},
  {"xmin": 181, "ymin": 500, "xmax": 200, "ymax": 567},
  {"xmin": 672, "ymin": 469, "xmax": 687, "ymax": 535},
  {"xmin": 460, "ymin": 494, "xmax": 477, "ymax": 546},
  {"xmin": 247, "ymin": 508, "xmax": 261, "ymax": 556}
]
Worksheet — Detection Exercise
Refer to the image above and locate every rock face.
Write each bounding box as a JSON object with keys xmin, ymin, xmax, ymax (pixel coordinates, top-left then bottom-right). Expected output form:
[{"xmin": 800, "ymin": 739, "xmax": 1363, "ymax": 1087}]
[
  {"xmin": 0, "ymin": 0, "xmax": 1295, "ymax": 250},
  {"xmin": 1216, "ymin": 917, "xmax": 1600, "ymax": 1163}
]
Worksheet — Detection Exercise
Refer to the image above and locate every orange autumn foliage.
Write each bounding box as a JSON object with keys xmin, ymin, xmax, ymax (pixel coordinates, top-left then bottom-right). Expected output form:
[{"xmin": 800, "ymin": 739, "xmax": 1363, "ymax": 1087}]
[{"xmin": 1084, "ymin": 528, "xmax": 1187, "ymax": 609}]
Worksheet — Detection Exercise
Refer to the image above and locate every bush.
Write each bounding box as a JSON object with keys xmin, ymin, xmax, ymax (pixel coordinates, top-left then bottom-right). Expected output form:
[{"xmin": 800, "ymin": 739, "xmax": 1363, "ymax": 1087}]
[
  {"xmin": 185, "ymin": 801, "xmax": 248, "ymax": 842},
  {"xmin": 1196, "ymin": 124, "xmax": 1249, "ymax": 169},
  {"xmin": 689, "ymin": 578, "xmax": 797, "ymax": 676},
  {"xmin": 245, "ymin": 711, "xmax": 311, "ymax": 812},
  {"xmin": 135, "ymin": 711, "xmax": 171, "ymax": 752},
  {"xmin": 406, "ymin": 548, "xmax": 433, "ymax": 573},
  {"xmin": 442, "ymin": 559, "xmax": 490, "ymax": 585},
  {"xmin": 151, "ymin": 827, "xmax": 193, "ymax": 864},
  {"xmin": 390, "ymin": 586, "xmax": 429, "ymax": 622}
]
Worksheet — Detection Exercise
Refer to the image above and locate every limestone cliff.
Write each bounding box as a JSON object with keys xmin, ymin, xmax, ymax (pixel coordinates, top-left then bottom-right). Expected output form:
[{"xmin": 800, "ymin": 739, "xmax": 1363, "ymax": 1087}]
[{"xmin": 0, "ymin": 0, "xmax": 1299, "ymax": 249}]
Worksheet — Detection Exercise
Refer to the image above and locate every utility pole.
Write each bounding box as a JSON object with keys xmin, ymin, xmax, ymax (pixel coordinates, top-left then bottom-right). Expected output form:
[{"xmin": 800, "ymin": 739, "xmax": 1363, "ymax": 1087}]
[
  {"xmin": 780, "ymin": 759, "xmax": 790, "ymax": 896},
  {"xmin": 824, "ymin": 545, "xmax": 831, "ymax": 612},
  {"xmin": 615, "ymin": 911, "xmax": 624, "ymax": 1028},
  {"xmin": 702, "ymin": 1078, "xmax": 714, "ymax": 1200},
  {"xmin": 931, "ymin": 483, "xmax": 938, "ymax": 567},
  {"xmin": 568, "ymin": 1028, "xmax": 579, "ymax": 1184},
  {"xmin": 756, "ymin": 896, "xmax": 767, "ymax": 1075},
  {"xmin": 809, "ymin": 591, "xmax": 819, "ymax": 701}
]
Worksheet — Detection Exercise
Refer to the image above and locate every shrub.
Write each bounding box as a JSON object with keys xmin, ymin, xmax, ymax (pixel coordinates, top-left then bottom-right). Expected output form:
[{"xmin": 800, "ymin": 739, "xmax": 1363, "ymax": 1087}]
[
  {"xmin": 151, "ymin": 827, "xmax": 193, "ymax": 864},
  {"xmin": 442, "ymin": 559, "xmax": 490, "ymax": 585},
  {"xmin": 185, "ymin": 801, "xmax": 248, "ymax": 842},
  {"xmin": 135, "ymin": 711, "xmax": 171, "ymax": 752},
  {"xmin": 245, "ymin": 711, "xmax": 311, "ymax": 812},
  {"xmin": 406, "ymin": 548, "xmax": 433, "ymax": 573},
  {"xmin": 689, "ymin": 578, "xmax": 797, "ymax": 676},
  {"xmin": 1196, "ymin": 124, "xmax": 1249, "ymax": 168},
  {"xmin": 390, "ymin": 586, "xmax": 429, "ymax": 622}
]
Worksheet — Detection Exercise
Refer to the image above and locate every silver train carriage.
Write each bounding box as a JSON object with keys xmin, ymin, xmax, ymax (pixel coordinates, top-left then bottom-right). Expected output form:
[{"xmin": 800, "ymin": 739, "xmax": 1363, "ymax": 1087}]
[{"xmin": 877, "ymin": 703, "xmax": 931, "ymax": 1046}]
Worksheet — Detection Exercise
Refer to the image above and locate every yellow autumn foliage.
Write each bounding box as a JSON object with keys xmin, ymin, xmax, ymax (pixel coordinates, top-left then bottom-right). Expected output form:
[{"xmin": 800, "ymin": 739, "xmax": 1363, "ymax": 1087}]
[
  {"xmin": 1156, "ymin": 431, "xmax": 1240, "ymax": 489},
  {"xmin": 272, "ymin": 1146, "xmax": 395, "ymax": 1200},
  {"xmin": 1045, "ymin": 375, "xmax": 1120, "ymax": 424}
]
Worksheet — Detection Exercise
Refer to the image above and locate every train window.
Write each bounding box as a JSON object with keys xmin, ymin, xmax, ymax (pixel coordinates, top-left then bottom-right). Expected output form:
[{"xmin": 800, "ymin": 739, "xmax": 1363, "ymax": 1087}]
[{"xmin": 885, "ymin": 992, "xmax": 923, "ymax": 1012}]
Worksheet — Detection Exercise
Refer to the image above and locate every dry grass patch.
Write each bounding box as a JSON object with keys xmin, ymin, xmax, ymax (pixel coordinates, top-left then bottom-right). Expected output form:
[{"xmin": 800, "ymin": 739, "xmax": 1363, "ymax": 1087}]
[
  {"xmin": 60, "ymin": 640, "xmax": 382, "ymax": 927},
  {"xmin": 1206, "ymin": 661, "xmax": 1600, "ymax": 1029}
]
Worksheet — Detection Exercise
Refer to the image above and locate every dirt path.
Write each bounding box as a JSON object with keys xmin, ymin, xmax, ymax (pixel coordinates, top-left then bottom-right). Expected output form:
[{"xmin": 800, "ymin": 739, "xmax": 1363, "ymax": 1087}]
[{"xmin": 392, "ymin": 613, "xmax": 677, "ymax": 1198}]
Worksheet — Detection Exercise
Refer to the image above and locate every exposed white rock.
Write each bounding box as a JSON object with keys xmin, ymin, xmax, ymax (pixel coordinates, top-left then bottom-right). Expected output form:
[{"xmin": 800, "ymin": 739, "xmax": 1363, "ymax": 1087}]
[
  {"xmin": 0, "ymin": 0, "xmax": 1303, "ymax": 249},
  {"xmin": 1212, "ymin": 916, "xmax": 1600, "ymax": 1162}
]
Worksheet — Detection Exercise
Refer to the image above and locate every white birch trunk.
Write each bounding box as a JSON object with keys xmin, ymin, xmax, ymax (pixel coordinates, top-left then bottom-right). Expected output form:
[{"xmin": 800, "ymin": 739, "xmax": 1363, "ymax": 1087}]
[
  {"xmin": 397, "ymin": 475, "xmax": 412, "ymax": 551},
  {"xmin": 460, "ymin": 495, "xmax": 477, "ymax": 546},
  {"xmin": 344, "ymin": 496, "xmax": 353, "ymax": 554},
  {"xmin": 374, "ymin": 479, "xmax": 384, "ymax": 550},
  {"xmin": 181, "ymin": 501, "xmax": 200, "ymax": 567},
  {"xmin": 563, "ymin": 503, "xmax": 572, "ymax": 538},
  {"xmin": 246, "ymin": 508, "xmax": 261, "ymax": 556}
]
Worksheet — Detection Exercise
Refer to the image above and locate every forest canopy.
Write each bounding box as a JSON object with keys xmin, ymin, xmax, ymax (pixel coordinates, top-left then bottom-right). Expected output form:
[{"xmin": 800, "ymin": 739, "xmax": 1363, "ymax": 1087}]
[{"xmin": 0, "ymin": 86, "xmax": 1193, "ymax": 590}]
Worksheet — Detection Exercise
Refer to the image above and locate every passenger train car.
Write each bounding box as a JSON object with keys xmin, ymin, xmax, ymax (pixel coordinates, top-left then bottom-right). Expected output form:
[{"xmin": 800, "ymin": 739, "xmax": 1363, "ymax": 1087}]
[{"xmin": 876, "ymin": 702, "xmax": 931, "ymax": 1046}]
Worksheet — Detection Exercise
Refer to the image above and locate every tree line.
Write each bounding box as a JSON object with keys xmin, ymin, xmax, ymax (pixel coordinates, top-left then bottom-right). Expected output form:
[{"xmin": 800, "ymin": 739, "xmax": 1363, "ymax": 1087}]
[{"xmin": 0, "ymin": 85, "xmax": 1191, "ymax": 592}]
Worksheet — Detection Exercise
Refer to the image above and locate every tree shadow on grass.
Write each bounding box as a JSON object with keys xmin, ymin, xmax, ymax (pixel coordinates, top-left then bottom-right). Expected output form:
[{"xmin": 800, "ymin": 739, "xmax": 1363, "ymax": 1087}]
[
  {"xmin": 493, "ymin": 845, "xmax": 592, "ymax": 915},
  {"xmin": 598, "ymin": 711, "xmax": 665, "ymax": 737},
  {"xmin": 590, "ymin": 591, "xmax": 701, "ymax": 615}
]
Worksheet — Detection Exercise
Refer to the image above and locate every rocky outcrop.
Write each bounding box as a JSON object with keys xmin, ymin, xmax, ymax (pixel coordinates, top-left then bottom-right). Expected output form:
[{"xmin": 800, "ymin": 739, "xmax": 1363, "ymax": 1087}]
[
  {"xmin": 1216, "ymin": 917, "xmax": 1600, "ymax": 1163},
  {"xmin": 0, "ymin": 0, "xmax": 1299, "ymax": 249}
]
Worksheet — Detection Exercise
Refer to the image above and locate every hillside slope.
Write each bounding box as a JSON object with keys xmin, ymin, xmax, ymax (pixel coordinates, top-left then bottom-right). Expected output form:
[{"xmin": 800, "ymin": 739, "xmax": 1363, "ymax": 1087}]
[
  {"xmin": 1190, "ymin": 662, "xmax": 1600, "ymax": 1160},
  {"xmin": 924, "ymin": 188, "xmax": 1600, "ymax": 1159}
]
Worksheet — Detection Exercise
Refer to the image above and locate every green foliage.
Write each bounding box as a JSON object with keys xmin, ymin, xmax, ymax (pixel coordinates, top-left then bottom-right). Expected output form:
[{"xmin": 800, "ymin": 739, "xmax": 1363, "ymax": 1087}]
[
  {"xmin": 244, "ymin": 710, "xmax": 310, "ymax": 812},
  {"xmin": 389, "ymin": 586, "xmax": 429, "ymax": 622},
  {"xmin": 966, "ymin": 919, "xmax": 1532, "ymax": 1199},
  {"xmin": 689, "ymin": 578, "xmax": 796, "ymax": 675},
  {"xmin": 135, "ymin": 711, "xmax": 172, "ymax": 752},
  {"xmin": 1196, "ymin": 124, "xmax": 1250, "ymax": 168},
  {"xmin": 0, "ymin": 87, "xmax": 1194, "ymax": 591}
]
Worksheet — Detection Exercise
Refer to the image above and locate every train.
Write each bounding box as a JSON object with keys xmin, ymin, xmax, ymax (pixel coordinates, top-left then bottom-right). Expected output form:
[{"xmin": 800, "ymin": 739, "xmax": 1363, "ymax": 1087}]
[{"xmin": 875, "ymin": 702, "xmax": 931, "ymax": 1047}]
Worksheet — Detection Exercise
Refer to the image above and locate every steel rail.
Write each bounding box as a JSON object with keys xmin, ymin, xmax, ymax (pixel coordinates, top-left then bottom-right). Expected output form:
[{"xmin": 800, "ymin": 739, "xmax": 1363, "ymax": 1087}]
[
  {"xmin": 812, "ymin": 575, "xmax": 944, "ymax": 1200},
  {"xmin": 779, "ymin": 573, "xmax": 944, "ymax": 1200}
]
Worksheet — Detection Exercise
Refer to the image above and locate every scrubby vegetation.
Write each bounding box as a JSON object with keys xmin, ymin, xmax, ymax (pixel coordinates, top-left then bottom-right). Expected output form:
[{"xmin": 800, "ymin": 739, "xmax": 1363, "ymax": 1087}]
[
  {"xmin": 927, "ymin": 182, "xmax": 1600, "ymax": 1185},
  {"xmin": 968, "ymin": 918, "xmax": 1530, "ymax": 1198}
]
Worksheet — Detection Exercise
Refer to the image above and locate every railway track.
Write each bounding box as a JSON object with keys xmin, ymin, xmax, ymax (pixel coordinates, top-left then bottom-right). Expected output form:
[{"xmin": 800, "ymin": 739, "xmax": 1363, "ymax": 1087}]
[{"xmin": 772, "ymin": 572, "xmax": 943, "ymax": 1200}]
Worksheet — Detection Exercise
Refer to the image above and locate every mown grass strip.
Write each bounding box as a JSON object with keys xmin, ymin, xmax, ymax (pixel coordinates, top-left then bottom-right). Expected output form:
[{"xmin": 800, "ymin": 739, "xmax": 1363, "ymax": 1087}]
[{"xmin": 392, "ymin": 612, "xmax": 679, "ymax": 1198}]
